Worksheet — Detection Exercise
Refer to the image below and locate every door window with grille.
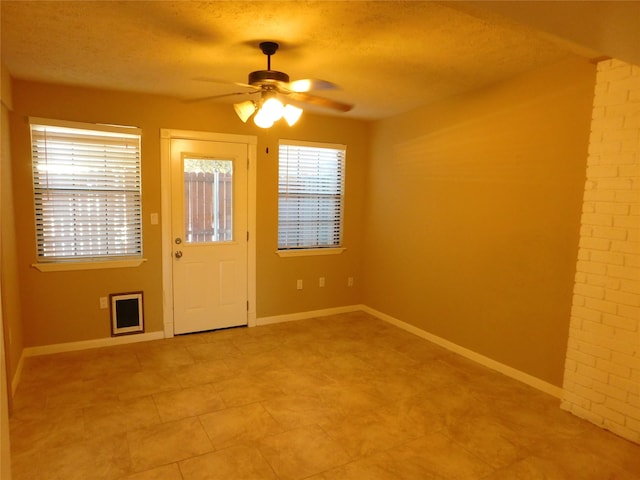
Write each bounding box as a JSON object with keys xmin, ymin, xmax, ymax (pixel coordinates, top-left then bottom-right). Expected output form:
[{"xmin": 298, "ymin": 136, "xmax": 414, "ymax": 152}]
[{"xmin": 183, "ymin": 157, "xmax": 233, "ymax": 243}]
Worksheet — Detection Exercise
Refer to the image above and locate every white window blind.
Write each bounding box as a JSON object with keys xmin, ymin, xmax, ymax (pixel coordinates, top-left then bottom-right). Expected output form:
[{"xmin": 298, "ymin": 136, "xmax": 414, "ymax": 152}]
[
  {"xmin": 278, "ymin": 140, "xmax": 346, "ymax": 249},
  {"xmin": 30, "ymin": 118, "xmax": 142, "ymax": 262}
]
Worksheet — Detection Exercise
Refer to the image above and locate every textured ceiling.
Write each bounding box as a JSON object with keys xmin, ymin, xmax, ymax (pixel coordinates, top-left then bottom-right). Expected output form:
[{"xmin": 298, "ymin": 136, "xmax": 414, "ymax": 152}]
[{"xmin": 1, "ymin": 1, "xmax": 590, "ymax": 119}]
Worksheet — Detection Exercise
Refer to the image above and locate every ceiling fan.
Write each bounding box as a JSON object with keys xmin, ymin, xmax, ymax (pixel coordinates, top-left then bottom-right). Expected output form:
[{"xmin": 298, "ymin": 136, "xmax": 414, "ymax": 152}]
[{"xmin": 196, "ymin": 41, "xmax": 354, "ymax": 128}]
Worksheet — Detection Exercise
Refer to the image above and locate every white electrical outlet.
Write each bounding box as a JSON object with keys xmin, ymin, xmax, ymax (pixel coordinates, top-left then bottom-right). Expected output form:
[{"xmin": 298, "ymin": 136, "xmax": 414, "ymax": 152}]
[
  {"xmin": 319, "ymin": 277, "xmax": 325, "ymax": 288},
  {"xmin": 99, "ymin": 297, "xmax": 109, "ymax": 309},
  {"xmin": 348, "ymin": 277, "xmax": 354, "ymax": 287},
  {"xmin": 296, "ymin": 279, "xmax": 303, "ymax": 290}
]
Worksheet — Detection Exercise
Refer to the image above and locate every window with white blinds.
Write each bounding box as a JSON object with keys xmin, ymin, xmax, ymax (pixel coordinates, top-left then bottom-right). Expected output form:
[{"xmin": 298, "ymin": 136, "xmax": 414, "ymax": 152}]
[
  {"xmin": 278, "ymin": 140, "xmax": 346, "ymax": 250},
  {"xmin": 30, "ymin": 118, "xmax": 142, "ymax": 262}
]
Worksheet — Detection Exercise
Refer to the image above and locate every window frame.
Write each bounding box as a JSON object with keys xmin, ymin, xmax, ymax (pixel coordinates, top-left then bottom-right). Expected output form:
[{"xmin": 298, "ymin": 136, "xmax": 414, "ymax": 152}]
[
  {"xmin": 29, "ymin": 117, "xmax": 145, "ymax": 271},
  {"xmin": 277, "ymin": 139, "xmax": 346, "ymax": 256}
]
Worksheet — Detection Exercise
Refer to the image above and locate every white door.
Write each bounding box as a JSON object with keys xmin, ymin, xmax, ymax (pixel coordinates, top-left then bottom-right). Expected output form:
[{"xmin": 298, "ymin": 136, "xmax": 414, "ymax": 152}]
[{"xmin": 170, "ymin": 139, "xmax": 248, "ymax": 334}]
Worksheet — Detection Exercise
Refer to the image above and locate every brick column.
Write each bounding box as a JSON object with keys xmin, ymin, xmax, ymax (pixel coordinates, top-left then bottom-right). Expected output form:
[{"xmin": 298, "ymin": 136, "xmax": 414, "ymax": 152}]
[{"xmin": 561, "ymin": 59, "xmax": 640, "ymax": 444}]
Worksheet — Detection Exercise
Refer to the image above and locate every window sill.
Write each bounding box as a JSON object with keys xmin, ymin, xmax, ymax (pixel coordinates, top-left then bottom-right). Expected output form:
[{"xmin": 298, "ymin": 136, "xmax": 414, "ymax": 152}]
[
  {"xmin": 32, "ymin": 258, "xmax": 147, "ymax": 272},
  {"xmin": 276, "ymin": 248, "xmax": 346, "ymax": 258}
]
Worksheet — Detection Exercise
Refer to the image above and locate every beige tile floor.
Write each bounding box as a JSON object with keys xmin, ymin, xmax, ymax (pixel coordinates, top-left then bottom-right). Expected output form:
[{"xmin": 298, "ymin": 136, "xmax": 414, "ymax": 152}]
[{"xmin": 10, "ymin": 311, "xmax": 640, "ymax": 479}]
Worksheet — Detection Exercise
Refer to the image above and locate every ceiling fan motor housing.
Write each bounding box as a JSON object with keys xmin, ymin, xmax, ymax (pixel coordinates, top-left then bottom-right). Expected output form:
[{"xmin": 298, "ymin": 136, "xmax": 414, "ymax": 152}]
[{"xmin": 248, "ymin": 69, "xmax": 290, "ymax": 87}]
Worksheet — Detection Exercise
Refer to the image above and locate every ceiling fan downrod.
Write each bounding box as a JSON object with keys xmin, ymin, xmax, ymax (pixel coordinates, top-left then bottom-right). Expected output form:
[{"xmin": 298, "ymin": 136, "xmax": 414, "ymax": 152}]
[
  {"xmin": 259, "ymin": 41, "xmax": 279, "ymax": 70},
  {"xmin": 249, "ymin": 41, "xmax": 289, "ymax": 85}
]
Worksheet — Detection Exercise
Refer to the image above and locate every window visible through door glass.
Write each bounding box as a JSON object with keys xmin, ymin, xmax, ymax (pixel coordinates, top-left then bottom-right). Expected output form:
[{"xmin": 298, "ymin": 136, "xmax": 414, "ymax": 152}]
[{"xmin": 183, "ymin": 157, "xmax": 233, "ymax": 243}]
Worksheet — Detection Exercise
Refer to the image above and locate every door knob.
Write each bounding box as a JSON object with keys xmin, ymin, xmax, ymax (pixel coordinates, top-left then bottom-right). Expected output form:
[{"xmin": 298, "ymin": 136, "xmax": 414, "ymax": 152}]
[{"xmin": 174, "ymin": 250, "xmax": 183, "ymax": 259}]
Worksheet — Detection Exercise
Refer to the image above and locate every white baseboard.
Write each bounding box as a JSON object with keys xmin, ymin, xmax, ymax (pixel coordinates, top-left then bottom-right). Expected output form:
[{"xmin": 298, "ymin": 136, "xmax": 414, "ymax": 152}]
[
  {"xmin": 361, "ymin": 305, "xmax": 563, "ymax": 398},
  {"xmin": 22, "ymin": 331, "xmax": 165, "ymax": 358},
  {"xmin": 259, "ymin": 304, "xmax": 562, "ymax": 397},
  {"xmin": 14, "ymin": 307, "xmax": 562, "ymax": 400},
  {"xmin": 256, "ymin": 304, "xmax": 363, "ymax": 326}
]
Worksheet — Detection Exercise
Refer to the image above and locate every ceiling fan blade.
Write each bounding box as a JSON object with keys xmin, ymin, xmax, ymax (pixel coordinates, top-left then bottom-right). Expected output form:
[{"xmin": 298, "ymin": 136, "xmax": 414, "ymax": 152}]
[
  {"xmin": 192, "ymin": 77, "xmax": 259, "ymax": 91},
  {"xmin": 184, "ymin": 91, "xmax": 257, "ymax": 103},
  {"xmin": 287, "ymin": 92, "xmax": 353, "ymax": 112},
  {"xmin": 288, "ymin": 79, "xmax": 339, "ymax": 92}
]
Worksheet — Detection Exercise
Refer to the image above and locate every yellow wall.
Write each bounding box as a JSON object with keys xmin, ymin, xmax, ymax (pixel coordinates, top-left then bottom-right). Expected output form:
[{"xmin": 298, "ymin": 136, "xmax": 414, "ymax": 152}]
[
  {"xmin": 7, "ymin": 56, "xmax": 598, "ymax": 389},
  {"xmin": 363, "ymin": 57, "xmax": 596, "ymax": 386},
  {"xmin": 1, "ymin": 62, "xmax": 17, "ymax": 479},
  {"xmin": 1, "ymin": 63, "xmax": 24, "ymax": 391},
  {"xmin": 255, "ymin": 121, "xmax": 368, "ymax": 317},
  {"xmin": 9, "ymin": 80, "xmax": 368, "ymax": 347}
]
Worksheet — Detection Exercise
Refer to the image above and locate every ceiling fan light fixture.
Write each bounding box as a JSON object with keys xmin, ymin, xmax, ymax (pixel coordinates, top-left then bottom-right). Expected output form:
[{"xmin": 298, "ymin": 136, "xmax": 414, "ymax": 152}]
[
  {"xmin": 283, "ymin": 104, "xmax": 303, "ymax": 126},
  {"xmin": 233, "ymin": 100, "xmax": 257, "ymax": 123},
  {"xmin": 253, "ymin": 108, "xmax": 274, "ymax": 128},
  {"xmin": 261, "ymin": 97, "xmax": 285, "ymax": 122}
]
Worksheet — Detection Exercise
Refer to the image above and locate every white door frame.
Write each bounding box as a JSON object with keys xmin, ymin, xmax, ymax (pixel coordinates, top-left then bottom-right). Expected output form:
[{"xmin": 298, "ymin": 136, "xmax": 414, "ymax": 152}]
[{"xmin": 160, "ymin": 129, "xmax": 257, "ymax": 337}]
